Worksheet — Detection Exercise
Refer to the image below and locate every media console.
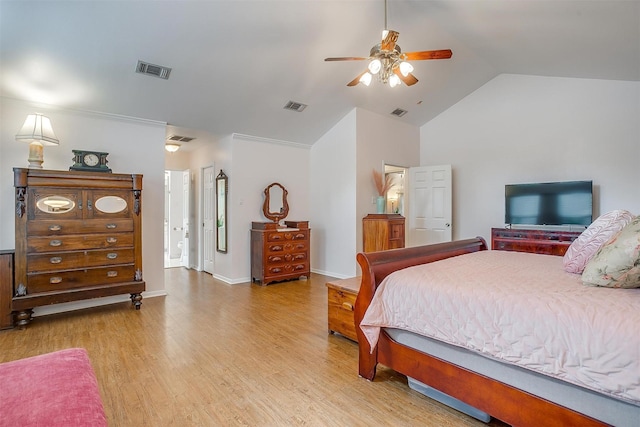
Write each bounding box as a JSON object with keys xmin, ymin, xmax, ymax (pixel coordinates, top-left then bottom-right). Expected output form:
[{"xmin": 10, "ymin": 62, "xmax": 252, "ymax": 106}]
[{"xmin": 491, "ymin": 228, "xmax": 582, "ymax": 256}]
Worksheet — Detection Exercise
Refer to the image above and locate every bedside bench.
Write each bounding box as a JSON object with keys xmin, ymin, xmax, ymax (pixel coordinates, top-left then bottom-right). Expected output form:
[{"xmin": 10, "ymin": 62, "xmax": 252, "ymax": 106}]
[{"xmin": 326, "ymin": 276, "xmax": 361, "ymax": 342}]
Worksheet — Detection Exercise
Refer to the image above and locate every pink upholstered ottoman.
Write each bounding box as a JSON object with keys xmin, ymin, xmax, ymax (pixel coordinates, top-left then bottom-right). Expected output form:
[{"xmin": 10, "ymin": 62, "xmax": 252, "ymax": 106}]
[{"xmin": 0, "ymin": 348, "xmax": 107, "ymax": 427}]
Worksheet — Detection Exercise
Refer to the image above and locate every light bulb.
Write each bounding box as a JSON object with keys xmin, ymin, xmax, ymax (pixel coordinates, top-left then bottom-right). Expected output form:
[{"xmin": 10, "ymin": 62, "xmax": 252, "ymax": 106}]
[
  {"xmin": 389, "ymin": 74, "xmax": 400, "ymax": 87},
  {"xmin": 368, "ymin": 59, "xmax": 382, "ymax": 75},
  {"xmin": 399, "ymin": 61, "xmax": 414, "ymax": 77},
  {"xmin": 359, "ymin": 72, "xmax": 372, "ymax": 86}
]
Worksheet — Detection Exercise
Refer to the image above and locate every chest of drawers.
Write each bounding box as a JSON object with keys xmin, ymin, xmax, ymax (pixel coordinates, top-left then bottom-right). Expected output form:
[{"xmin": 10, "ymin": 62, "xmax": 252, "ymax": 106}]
[
  {"xmin": 251, "ymin": 221, "xmax": 310, "ymax": 286},
  {"xmin": 12, "ymin": 168, "xmax": 145, "ymax": 328}
]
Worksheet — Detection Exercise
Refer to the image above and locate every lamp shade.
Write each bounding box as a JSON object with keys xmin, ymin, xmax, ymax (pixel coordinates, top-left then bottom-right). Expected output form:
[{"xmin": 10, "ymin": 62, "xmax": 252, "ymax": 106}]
[{"xmin": 15, "ymin": 114, "xmax": 59, "ymax": 146}]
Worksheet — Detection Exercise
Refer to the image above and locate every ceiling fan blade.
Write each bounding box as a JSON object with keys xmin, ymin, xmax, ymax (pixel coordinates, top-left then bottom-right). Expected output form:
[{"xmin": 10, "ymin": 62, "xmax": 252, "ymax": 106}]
[
  {"xmin": 393, "ymin": 68, "xmax": 418, "ymax": 86},
  {"xmin": 347, "ymin": 70, "xmax": 368, "ymax": 87},
  {"xmin": 324, "ymin": 57, "xmax": 368, "ymax": 62},
  {"xmin": 381, "ymin": 30, "xmax": 399, "ymax": 51},
  {"xmin": 404, "ymin": 49, "xmax": 453, "ymax": 61}
]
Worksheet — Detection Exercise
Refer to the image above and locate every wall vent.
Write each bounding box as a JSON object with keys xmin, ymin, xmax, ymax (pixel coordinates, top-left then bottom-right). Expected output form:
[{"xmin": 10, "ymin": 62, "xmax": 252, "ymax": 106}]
[
  {"xmin": 283, "ymin": 101, "xmax": 307, "ymax": 112},
  {"xmin": 167, "ymin": 135, "xmax": 195, "ymax": 143},
  {"xmin": 136, "ymin": 60, "xmax": 172, "ymax": 80},
  {"xmin": 390, "ymin": 108, "xmax": 408, "ymax": 117}
]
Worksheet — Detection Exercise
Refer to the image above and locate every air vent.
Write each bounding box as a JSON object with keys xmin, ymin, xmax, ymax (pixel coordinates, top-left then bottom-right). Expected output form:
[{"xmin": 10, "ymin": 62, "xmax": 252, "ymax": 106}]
[
  {"xmin": 283, "ymin": 101, "xmax": 307, "ymax": 112},
  {"xmin": 166, "ymin": 135, "xmax": 195, "ymax": 143},
  {"xmin": 136, "ymin": 60, "xmax": 172, "ymax": 80},
  {"xmin": 390, "ymin": 108, "xmax": 408, "ymax": 117}
]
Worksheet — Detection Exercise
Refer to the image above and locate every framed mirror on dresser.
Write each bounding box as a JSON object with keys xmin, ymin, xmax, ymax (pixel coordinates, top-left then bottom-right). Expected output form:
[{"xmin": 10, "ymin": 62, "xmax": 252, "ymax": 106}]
[{"xmin": 251, "ymin": 182, "xmax": 309, "ymax": 286}]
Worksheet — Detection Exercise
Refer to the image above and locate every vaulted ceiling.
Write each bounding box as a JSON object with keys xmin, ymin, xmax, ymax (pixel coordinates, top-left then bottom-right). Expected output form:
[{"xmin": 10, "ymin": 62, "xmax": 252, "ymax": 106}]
[{"xmin": 1, "ymin": 1, "xmax": 638, "ymax": 149}]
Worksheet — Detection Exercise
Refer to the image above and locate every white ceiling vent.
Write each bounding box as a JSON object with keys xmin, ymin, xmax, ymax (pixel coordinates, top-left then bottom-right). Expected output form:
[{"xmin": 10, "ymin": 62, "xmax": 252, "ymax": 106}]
[
  {"xmin": 136, "ymin": 60, "xmax": 172, "ymax": 80},
  {"xmin": 283, "ymin": 101, "xmax": 308, "ymax": 112},
  {"xmin": 391, "ymin": 108, "xmax": 408, "ymax": 117},
  {"xmin": 167, "ymin": 135, "xmax": 195, "ymax": 143}
]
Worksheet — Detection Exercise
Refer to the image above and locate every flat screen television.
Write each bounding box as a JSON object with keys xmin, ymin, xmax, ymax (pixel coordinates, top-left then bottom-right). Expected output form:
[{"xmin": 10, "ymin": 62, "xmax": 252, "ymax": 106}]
[{"xmin": 505, "ymin": 180, "xmax": 593, "ymax": 226}]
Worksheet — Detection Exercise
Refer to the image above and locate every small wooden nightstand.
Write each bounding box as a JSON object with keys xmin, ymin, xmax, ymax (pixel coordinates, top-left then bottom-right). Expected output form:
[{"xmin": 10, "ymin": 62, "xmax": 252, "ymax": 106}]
[{"xmin": 326, "ymin": 276, "xmax": 361, "ymax": 342}]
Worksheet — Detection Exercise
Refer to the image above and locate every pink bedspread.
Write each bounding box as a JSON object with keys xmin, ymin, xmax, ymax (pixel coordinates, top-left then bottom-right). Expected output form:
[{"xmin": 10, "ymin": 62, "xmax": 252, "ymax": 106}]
[{"xmin": 360, "ymin": 250, "xmax": 640, "ymax": 404}]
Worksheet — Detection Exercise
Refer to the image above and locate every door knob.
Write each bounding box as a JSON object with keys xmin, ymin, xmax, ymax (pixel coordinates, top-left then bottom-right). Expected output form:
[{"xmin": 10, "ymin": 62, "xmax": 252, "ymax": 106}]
[{"xmin": 445, "ymin": 223, "xmax": 451, "ymax": 227}]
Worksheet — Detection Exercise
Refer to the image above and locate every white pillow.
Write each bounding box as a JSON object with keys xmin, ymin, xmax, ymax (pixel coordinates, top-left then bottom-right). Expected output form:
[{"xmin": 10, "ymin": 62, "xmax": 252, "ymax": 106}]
[
  {"xmin": 582, "ymin": 216, "xmax": 640, "ymax": 288},
  {"xmin": 563, "ymin": 210, "xmax": 635, "ymax": 274}
]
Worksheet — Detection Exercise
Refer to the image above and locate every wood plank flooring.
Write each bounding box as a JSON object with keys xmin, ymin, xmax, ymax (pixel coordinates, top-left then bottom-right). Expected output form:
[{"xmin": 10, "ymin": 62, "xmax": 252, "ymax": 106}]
[{"xmin": 0, "ymin": 269, "xmax": 509, "ymax": 426}]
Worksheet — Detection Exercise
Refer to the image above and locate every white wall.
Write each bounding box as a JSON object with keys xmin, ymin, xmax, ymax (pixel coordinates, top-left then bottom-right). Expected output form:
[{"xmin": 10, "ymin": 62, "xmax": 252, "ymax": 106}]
[
  {"xmin": 309, "ymin": 108, "xmax": 420, "ymax": 278},
  {"xmin": 0, "ymin": 97, "xmax": 167, "ymax": 314},
  {"xmin": 226, "ymin": 134, "xmax": 311, "ymax": 283},
  {"xmin": 355, "ymin": 109, "xmax": 420, "ymax": 254},
  {"xmin": 310, "ymin": 110, "xmax": 357, "ymax": 278},
  {"xmin": 420, "ymin": 74, "xmax": 640, "ymax": 242}
]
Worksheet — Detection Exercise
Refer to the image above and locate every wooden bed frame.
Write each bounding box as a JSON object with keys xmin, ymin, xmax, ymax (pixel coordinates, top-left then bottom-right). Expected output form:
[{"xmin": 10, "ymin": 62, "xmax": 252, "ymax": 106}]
[{"xmin": 354, "ymin": 238, "xmax": 607, "ymax": 427}]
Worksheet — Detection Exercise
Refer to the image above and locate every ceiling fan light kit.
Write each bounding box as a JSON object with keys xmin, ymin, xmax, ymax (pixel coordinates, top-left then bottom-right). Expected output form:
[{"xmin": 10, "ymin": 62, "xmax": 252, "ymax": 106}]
[{"xmin": 325, "ymin": 0, "xmax": 452, "ymax": 88}]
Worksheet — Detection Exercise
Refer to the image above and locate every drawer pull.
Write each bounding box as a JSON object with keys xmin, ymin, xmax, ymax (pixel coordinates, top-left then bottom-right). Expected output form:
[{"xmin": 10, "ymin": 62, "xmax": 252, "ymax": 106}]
[
  {"xmin": 49, "ymin": 257, "xmax": 62, "ymax": 264},
  {"xmin": 49, "ymin": 240, "xmax": 62, "ymax": 247},
  {"xmin": 342, "ymin": 302, "xmax": 354, "ymax": 311},
  {"xmin": 107, "ymin": 271, "xmax": 118, "ymax": 278},
  {"xmin": 48, "ymin": 224, "xmax": 61, "ymax": 231},
  {"xmin": 50, "ymin": 277, "xmax": 62, "ymax": 284},
  {"xmin": 107, "ymin": 253, "xmax": 118, "ymax": 260},
  {"xmin": 106, "ymin": 237, "xmax": 117, "ymax": 244},
  {"xmin": 106, "ymin": 223, "xmax": 117, "ymax": 229}
]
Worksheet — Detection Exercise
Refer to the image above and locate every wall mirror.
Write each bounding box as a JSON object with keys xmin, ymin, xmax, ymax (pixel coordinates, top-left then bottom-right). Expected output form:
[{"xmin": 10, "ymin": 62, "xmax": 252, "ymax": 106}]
[
  {"xmin": 216, "ymin": 170, "xmax": 228, "ymax": 253},
  {"xmin": 262, "ymin": 182, "xmax": 289, "ymax": 223}
]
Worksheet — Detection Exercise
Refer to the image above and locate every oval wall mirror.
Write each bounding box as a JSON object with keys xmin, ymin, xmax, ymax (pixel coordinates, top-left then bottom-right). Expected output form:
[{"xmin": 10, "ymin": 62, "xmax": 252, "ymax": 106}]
[
  {"xmin": 262, "ymin": 182, "xmax": 289, "ymax": 223},
  {"xmin": 95, "ymin": 196, "xmax": 128, "ymax": 214},
  {"xmin": 36, "ymin": 196, "xmax": 75, "ymax": 214},
  {"xmin": 216, "ymin": 170, "xmax": 228, "ymax": 253}
]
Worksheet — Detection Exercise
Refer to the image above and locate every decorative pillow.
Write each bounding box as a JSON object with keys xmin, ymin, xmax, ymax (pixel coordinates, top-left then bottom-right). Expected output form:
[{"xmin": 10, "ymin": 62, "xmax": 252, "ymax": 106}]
[
  {"xmin": 581, "ymin": 216, "xmax": 640, "ymax": 288},
  {"xmin": 563, "ymin": 210, "xmax": 635, "ymax": 274}
]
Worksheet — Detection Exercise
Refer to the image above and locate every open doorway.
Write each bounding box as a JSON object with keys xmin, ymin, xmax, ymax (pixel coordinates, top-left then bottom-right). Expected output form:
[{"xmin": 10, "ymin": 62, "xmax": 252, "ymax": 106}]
[{"xmin": 164, "ymin": 169, "xmax": 191, "ymax": 268}]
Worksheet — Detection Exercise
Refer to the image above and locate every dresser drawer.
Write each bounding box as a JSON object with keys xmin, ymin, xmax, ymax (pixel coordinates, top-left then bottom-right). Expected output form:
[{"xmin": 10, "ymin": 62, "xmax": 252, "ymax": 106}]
[
  {"xmin": 27, "ymin": 219, "xmax": 134, "ymax": 236},
  {"xmin": 27, "ymin": 233, "xmax": 134, "ymax": 253},
  {"xmin": 266, "ymin": 262, "xmax": 308, "ymax": 276},
  {"xmin": 27, "ymin": 249, "xmax": 135, "ymax": 273},
  {"xmin": 27, "ymin": 265, "xmax": 136, "ymax": 293},
  {"xmin": 266, "ymin": 230, "xmax": 308, "ymax": 242},
  {"xmin": 266, "ymin": 242, "xmax": 308, "ymax": 254},
  {"xmin": 266, "ymin": 252, "xmax": 307, "ymax": 264}
]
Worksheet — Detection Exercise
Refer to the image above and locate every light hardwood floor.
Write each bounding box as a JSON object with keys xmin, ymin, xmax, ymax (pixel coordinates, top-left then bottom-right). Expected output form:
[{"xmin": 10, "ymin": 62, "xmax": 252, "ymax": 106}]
[{"xmin": 0, "ymin": 269, "xmax": 509, "ymax": 426}]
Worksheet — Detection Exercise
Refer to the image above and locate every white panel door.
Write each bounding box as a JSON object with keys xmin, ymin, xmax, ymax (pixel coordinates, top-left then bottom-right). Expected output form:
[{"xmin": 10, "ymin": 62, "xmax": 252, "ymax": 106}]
[
  {"xmin": 408, "ymin": 165, "xmax": 452, "ymax": 246},
  {"xmin": 202, "ymin": 166, "xmax": 215, "ymax": 274},
  {"xmin": 181, "ymin": 170, "xmax": 191, "ymax": 268}
]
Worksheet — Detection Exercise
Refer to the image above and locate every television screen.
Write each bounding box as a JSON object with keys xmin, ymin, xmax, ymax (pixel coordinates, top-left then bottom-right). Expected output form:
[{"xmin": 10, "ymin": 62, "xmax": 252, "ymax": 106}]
[{"xmin": 505, "ymin": 181, "xmax": 593, "ymax": 226}]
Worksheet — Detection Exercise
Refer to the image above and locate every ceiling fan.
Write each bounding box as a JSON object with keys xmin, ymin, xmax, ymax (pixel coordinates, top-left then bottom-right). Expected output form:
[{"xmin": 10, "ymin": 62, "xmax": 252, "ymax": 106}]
[{"xmin": 324, "ymin": 0, "xmax": 452, "ymax": 87}]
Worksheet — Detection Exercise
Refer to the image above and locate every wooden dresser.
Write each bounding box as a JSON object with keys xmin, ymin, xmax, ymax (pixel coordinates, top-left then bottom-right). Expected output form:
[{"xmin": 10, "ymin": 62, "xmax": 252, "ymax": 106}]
[
  {"xmin": 0, "ymin": 251, "xmax": 14, "ymax": 329},
  {"xmin": 13, "ymin": 168, "xmax": 145, "ymax": 328},
  {"xmin": 491, "ymin": 227, "xmax": 582, "ymax": 256},
  {"xmin": 363, "ymin": 214, "xmax": 405, "ymax": 252},
  {"xmin": 251, "ymin": 221, "xmax": 310, "ymax": 286}
]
